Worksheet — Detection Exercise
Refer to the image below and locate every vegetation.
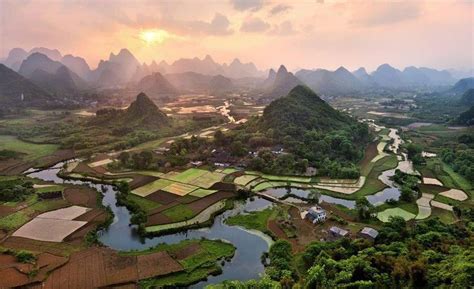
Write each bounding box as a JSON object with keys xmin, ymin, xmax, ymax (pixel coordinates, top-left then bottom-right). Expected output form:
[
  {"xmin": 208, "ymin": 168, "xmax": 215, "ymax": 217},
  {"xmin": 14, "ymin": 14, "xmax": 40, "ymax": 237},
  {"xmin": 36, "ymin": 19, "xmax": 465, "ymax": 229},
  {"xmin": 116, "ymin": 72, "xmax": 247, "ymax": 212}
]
[
  {"xmin": 216, "ymin": 214, "xmax": 474, "ymax": 288},
  {"xmin": 225, "ymin": 207, "xmax": 277, "ymax": 235},
  {"xmin": 0, "ymin": 178, "xmax": 34, "ymax": 202}
]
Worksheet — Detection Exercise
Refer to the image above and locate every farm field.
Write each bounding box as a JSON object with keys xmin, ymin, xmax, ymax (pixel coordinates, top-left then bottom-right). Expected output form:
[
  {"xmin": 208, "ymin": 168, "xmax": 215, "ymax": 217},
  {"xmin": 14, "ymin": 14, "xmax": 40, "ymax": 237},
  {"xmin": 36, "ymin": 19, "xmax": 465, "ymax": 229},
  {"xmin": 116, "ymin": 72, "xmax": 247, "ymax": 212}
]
[
  {"xmin": 0, "ymin": 135, "xmax": 59, "ymax": 161},
  {"xmin": 377, "ymin": 207, "xmax": 416, "ymax": 222}
]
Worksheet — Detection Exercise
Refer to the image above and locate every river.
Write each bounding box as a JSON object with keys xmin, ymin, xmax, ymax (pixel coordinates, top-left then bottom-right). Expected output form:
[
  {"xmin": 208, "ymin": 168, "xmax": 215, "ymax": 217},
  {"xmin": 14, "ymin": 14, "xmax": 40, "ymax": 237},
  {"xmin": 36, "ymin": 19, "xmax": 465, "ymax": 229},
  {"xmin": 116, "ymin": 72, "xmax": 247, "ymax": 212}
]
[{"xmin": 26, "ymin": 162, "xmax": 272, "ymax": 287}]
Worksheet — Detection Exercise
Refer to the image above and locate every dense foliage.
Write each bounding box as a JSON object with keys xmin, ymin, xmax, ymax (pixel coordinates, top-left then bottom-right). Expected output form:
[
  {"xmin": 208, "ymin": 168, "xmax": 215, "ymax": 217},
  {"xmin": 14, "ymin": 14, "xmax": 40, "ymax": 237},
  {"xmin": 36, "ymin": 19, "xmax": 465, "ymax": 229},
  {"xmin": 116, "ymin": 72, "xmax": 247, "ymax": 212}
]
[
  {"xmin": 0, "ymin": 178, "xmax": 34, "ymax": 202},
  {"xmin": 211, "ymin": 214, "xmax": 474, "ymax": 289},
  {"xmin": 456, "ymin": 105, "xmax": 474, "ymax": 126},
  {"xmin": 392, "ymin": 169, "xmax": 421, "ymax": 202},
  {"xmin": 216, "ymin": 86, "xmax": 370, "ymax": 177},
  {"xmin": 441, "ymin": 145, "xmax": 474, "ymax": 182}
]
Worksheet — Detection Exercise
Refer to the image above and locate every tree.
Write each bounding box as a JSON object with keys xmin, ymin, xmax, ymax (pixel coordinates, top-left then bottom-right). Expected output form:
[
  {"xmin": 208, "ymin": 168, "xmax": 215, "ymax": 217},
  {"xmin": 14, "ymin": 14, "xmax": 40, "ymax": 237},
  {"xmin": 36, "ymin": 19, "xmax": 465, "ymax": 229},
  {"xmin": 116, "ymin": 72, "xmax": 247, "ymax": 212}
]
[
  {"xmin": 355, "ymin": 197, "xmax": 373, "ymax": 220},
  {"xmin": 118, "ymin": 151, "xmax": 130, "ymax": 165}
]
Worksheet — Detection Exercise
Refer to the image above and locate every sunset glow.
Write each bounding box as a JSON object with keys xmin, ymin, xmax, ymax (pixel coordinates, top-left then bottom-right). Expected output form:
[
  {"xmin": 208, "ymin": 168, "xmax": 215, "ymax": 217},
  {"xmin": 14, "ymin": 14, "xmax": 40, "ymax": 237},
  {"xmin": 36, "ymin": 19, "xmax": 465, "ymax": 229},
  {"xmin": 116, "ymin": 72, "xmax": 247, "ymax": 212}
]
[{"xmin": 139, "ymin": 29, "xmax": 170, "ymax": 45}]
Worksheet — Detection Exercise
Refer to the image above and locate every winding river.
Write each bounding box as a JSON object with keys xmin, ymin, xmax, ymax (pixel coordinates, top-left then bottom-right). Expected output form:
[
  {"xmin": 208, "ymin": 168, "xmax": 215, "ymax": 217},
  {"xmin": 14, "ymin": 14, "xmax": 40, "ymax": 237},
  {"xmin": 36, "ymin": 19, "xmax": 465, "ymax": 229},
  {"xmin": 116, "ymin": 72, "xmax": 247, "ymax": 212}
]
[
  {"xmin": 263, "ymin": 128, "xmax": 417, "ymax": 208},
  {"xmin": 26, "ymin": 162, "xmax": 272, "ymax": 287}
]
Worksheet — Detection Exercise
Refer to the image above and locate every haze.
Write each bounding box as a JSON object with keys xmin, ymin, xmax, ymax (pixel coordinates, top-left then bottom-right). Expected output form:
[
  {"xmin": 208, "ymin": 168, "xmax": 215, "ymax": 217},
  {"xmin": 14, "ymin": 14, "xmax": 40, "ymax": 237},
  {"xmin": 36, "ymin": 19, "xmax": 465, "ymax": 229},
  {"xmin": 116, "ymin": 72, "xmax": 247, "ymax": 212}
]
[{"xmin": 1, "ymin": 0, "xmax": 472, "ymax": 71}]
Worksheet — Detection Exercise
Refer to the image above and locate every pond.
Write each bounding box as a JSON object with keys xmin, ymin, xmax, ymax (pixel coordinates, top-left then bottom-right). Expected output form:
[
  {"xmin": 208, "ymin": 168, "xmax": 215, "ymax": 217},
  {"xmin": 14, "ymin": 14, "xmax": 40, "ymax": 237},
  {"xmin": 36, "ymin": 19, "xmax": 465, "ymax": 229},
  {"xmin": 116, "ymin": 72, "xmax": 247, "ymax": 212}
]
[{"xmin": 26, "ymin": 162, "xmax": 272, "ymax": 287}]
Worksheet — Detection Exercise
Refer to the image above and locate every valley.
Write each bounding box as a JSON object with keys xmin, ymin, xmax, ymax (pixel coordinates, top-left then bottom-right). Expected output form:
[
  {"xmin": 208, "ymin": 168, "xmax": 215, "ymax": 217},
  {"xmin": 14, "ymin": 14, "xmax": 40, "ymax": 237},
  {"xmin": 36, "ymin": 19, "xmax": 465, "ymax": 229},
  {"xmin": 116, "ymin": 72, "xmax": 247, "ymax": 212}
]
[{"xmin": 0, "ymin": 8, "xmax": 473, "ymax": 286}]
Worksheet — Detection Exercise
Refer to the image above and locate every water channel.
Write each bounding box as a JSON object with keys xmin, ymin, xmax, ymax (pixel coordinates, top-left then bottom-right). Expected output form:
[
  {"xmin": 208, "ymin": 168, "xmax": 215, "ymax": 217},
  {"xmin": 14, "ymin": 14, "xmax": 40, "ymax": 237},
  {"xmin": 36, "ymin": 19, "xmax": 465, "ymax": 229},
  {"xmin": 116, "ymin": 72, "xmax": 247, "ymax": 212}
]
[{"xmin": 26, "ymin": 162, "xmax": 272, "ymax": 287}]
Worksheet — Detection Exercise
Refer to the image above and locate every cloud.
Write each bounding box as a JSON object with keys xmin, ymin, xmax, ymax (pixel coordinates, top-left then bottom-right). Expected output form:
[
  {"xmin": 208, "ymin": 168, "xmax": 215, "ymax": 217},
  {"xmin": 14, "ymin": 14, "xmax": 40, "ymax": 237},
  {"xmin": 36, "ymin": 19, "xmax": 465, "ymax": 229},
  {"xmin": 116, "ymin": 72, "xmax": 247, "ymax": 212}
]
[
  {"xmin": 269, "ymin": 4, "xmax": 292, "ymax": 16},
  {"xmin": 240, "ymin": 17, "xmax": 270, "ymax": 32},
  {"xmin": 190, "ymin": 13, "xmax": 234, "ymax": 35},
  {"xmin": 135, "ymin": 13, "xmax": 234, "ymax": 36},
  {"xmin": 269, "ymin": 21, "xmax": 296, "ymax": 36},
  {"xmin": 350, "ymin": 1, "xmax": 421, "ymax": 27},
  {"xmin": 230, "ymin": 0, "xmax": 263, "ymax": 11}
]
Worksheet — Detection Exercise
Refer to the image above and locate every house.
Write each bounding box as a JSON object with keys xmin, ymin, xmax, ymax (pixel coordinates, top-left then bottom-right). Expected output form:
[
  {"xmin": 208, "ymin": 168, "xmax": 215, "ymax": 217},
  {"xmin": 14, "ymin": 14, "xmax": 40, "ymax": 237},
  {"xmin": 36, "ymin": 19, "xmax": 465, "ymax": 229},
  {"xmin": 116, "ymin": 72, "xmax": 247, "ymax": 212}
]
[
  {"xmin": 190, "ymin": 161, "xmax": 203, "ymax": 166},
  {"xmin": 358, "ymin": 227, "xmax": 379, "ymax": 241},
  {"xmin": 305, "ymin": 166, "xmax": 317, "ymax": 176},
  {"xmin": 153, "ymin": 147, "xmax": 170, "ymax": 155},
  {"xmin": 271, "ymin": 145, "xmax": 284, "ymax": 155},
  {"xmin": 329, "ymin": 226, "xmax": 349, "ymax": 238},
  {"xmin": 305, "ymin": 206, "xmax": 327, "ymax": 224}
]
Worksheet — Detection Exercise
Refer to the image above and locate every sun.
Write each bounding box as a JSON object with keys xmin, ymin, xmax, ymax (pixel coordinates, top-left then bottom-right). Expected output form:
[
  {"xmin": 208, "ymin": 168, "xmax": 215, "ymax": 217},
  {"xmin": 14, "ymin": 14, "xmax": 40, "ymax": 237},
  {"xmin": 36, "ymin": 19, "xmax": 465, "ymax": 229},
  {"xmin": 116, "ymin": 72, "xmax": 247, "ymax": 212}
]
[{"xmin": 139, "ymin": 29, "xmax": 169, "ymax": 45}]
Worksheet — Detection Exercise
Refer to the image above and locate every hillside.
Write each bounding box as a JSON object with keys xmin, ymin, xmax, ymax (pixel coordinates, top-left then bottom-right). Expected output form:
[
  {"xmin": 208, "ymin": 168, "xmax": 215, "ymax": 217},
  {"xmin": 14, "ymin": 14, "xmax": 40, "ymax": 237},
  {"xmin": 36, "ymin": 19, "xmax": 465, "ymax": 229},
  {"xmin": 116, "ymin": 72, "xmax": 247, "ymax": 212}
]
[
  {"xmin": 451, "ymin": 77, "xmax": 474, "ymax": 94},
  {"xmin": 252, "ymin": 85, "xmax": 369, "ymax": 177},
  {"xmin": 0, "ymin": 64, "xmax": 53, "ymax": 107},
  {"xmin": 92, "ymin": 92, "xmax": 170, "ymax": 129},
  {"xmin": 135, "ymin": 72, "xmax": 179, "ymax": 98},
  {"xmin": 457, "ymin": 106, "xmax": 474, "ymax": 126},
  {"xmin": 459, "ymin": 89, "xmax": 474, "ymax": 106}
]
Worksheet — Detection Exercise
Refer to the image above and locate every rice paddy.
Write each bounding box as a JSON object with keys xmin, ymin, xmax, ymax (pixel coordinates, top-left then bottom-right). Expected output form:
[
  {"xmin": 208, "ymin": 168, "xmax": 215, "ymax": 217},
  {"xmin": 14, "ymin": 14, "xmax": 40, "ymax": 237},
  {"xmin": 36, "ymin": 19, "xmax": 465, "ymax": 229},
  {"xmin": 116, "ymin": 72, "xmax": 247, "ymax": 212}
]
[
  {"xmin": 131, "ymin": 179, "xmax": 174, "ymax": 197},
  {"xmin": 377, "ymin": 207, "xmax": 416, "ymax": 222},
  {"xmin": 162, "ymin": 183, "xmax": 198, "ymax": 196}
]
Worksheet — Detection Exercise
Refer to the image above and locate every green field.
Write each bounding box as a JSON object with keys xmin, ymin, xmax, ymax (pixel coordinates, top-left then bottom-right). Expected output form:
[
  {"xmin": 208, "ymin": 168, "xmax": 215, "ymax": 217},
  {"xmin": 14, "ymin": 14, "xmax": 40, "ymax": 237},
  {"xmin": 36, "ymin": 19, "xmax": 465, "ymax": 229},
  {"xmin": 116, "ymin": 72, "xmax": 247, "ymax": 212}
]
[
  {"xmin": 247, "ymin": 172, "xmax": 312, "ymax": 183},
  {"xmin": 189, "ymin": 171, "xmax": 225, "ymax": 188},
  {"xmin": 0, "ymin": 210, "xmax": 31, "ymax": 230},
  {"xmin": 234, "ymin": 175, "xmax": 259, "ymax": 186},
  {"xmin": 377, "ymin": 207, "xmax": 416, "ymax": 222},
  {"xmin": 166, "ymin": 168, "xmax": 208, "ymax": 183},
  {"xmin": 189, "ymin": 189, "xmax": 217, "ymax": 198},
  {"xmin": 131, "ymin": 179, "xmax": 174, "ymax": 197},
  {"xmin": 127, "ymin": 194, "xmax": 161, "ymax": 212},
  {"xmin": 0, "ymin": 135, "xmax": 58, "ymax": 160},
  {"xmin": 351, "ymin": 155, "xmax": 398, "ymax": 198},
  {"xmin": 163, "ymin": 204, "xmax": 195, "ymax": 221},
  {"xmin": 225, "ymin": 207, "xmax": 277, "ymax": 234},
  {"xmin": 135, "ymin": 239, "xmax": 235, "ymax": 288}
]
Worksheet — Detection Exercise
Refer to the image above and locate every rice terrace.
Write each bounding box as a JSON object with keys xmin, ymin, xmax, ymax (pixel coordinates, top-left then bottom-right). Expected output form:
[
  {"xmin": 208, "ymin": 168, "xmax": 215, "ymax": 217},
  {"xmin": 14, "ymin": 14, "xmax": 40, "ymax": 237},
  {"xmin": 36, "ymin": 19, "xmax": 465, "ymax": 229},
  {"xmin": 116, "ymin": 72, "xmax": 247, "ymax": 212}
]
[{"xmin": 0, "ymin": 1, "xmax": 473, "ymax": 288}]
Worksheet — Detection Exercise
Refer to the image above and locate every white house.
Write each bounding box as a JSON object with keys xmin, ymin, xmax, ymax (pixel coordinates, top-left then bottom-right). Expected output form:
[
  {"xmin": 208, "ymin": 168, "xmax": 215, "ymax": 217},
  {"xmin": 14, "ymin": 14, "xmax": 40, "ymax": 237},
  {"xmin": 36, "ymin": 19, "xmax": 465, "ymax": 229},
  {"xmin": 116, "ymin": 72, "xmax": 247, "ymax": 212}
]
[{"xmin": 305, "ymin": 206, "xmax": 327, "ymax": 224}]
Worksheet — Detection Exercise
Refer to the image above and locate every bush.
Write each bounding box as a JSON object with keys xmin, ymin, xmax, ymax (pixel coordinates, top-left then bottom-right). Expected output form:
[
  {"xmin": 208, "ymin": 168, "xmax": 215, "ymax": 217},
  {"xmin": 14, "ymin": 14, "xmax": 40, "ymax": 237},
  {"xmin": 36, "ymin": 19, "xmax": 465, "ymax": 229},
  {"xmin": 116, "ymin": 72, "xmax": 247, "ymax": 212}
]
[{"xmin": 15, "ymin": 250, "xmax": 36, "ymax": 263}]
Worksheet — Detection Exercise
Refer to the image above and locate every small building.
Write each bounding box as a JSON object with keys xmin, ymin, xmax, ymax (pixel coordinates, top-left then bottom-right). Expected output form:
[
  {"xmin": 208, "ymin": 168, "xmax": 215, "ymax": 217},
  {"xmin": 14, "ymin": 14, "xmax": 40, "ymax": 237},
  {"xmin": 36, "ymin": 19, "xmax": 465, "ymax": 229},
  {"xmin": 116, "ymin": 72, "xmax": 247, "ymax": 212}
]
[
  {"xmin": 305, "ymin": 166, "xmax": 317, "ymax": 176},
  {"xmin": 190, "ymin": 161, "xmax": 203, "ymax": 166},
  {"xmin": 329, "ymin": 226, "xmax": 349, "ymax": 238},
  {"xmin": 271, "ymin": 145, "xmax": 284, "ymax": 155},
  {"xmin": 305, "ymin": 206, "xmax": 327, "ymax": 224},
  {"xmin": 358, "ymin": 227, "xmax": 379, "ymax": 241}
]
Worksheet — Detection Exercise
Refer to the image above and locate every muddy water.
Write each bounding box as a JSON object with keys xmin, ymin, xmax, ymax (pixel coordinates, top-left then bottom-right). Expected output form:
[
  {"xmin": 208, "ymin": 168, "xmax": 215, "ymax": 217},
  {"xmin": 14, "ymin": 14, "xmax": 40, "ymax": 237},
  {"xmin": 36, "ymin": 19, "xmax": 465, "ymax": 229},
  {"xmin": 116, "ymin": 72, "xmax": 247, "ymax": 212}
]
[{"xmin": 26, "ymin": 162, "xmax": 272, "ymax": 287}]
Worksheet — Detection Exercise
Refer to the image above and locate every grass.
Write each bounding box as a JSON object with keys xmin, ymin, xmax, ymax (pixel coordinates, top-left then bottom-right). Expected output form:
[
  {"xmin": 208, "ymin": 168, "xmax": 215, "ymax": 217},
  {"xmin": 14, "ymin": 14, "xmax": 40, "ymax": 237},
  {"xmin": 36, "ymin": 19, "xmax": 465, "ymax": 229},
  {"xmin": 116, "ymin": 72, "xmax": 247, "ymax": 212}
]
[
  {"xmin": 0, "ymin": 135, "xmax": 58, "ymax": 161},
  {"xmin": 0, "ymin": 210, "xmax": 31, "ymax": 230},
  {"xmin": 351, "ymin": 155, "xmax": 398, "ymax": 199},
  {"xmin": 221, "ymin": 168, "xmax": 238, "ymax": 174},
  {"xmin": 163, "ymin": 204, "xmax": 195, "ymax": 222},
  {"xmin": 225, "ymin": 207, "xmax": 276, "ymax": 234},
  {"xmin": 29, "ymin": 199, "xmax": 68, "ymax": 212},
  {"xmin": 127, "ymin": 194, "xmax": 161, "ymax": 212},
  {"xmin": 430, "ymin": 208, "xmax": 456, "ymax": 224},
  {"xmin": 131, "ymin": 179, "xmax": 174, "ymax": 197},
  {"xmin": 377, "ymin": 207, "xmax": 416, "ymax": 222},
  {"xmin": 189, "ymin": 189, "xmax": 217, "ymax": 198},
  {"xmin": 247, "ymin": 171, "xmax": 312, "ymax": 183},
  {"xmin": 35, "ymin": 185, "xmax": 64, "ymax": 194},
  {"xmin": 136, "ymin": 239, "xmax": 235, "ymax": 288}
]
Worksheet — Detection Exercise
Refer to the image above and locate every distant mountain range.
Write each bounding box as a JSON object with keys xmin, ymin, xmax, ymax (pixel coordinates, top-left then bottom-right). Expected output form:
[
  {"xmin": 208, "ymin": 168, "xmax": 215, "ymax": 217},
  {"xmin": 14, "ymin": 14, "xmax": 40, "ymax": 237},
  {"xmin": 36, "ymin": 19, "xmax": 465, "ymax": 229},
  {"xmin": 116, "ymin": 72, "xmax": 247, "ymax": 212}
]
[
  {"xmin": 18, "ymin": 53, "xmax": 86, "ymax": 95},
  {"xmin": 1, "ymin": 48, "xmax": 264, "ymax": 89},
  {"xmin": 1, "ymin": 47, "xmax": 472, "ymax": 98},
  {"xmin": 295, "ymin": 64, "xmax": 458, "ymax": 96}
]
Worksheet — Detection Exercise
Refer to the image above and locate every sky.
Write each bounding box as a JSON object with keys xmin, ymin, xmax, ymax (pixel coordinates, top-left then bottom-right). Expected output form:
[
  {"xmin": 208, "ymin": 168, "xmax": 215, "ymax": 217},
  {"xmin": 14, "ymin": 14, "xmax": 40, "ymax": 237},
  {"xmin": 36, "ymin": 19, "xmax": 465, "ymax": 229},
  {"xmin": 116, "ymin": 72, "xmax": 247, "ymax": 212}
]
[{"xmin": 0, "ymin": 0, "xmax": 472, "ymax": 72}]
